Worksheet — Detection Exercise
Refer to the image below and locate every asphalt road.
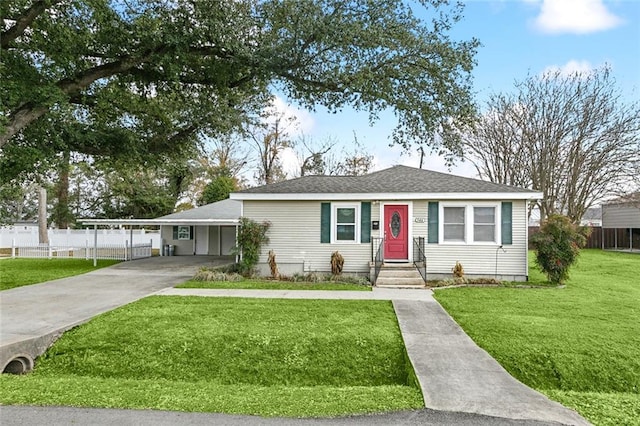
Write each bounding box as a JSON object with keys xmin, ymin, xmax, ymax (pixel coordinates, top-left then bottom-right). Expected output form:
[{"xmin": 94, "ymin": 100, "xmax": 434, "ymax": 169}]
[{"xmin": 0, "ymin": 406, "xmax": 565, "ymax": 426}]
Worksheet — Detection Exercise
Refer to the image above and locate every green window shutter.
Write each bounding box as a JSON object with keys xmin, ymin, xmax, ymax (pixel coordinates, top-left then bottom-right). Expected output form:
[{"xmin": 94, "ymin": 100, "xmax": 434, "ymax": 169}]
[
  {"xmin": 172, "ymin": 226, "xmax": 178, "ymax": 240},
  {"xmin": 320, "ymin": 203, "xmax": 331, "ymax": 243},
  {"xmin": 190, "ymin": 226, "xmax": 194, "ymax": 240},
  {"xmin": 501, "ymin": 202, "xmax": 513, "ymax": 245},
  {"xmin": 428, "ymin": 202, "xmax": 439, "ymax": 243},
  {"xmin": 360, "ymin": 202, "xmax": 371, "ymax": 243}
]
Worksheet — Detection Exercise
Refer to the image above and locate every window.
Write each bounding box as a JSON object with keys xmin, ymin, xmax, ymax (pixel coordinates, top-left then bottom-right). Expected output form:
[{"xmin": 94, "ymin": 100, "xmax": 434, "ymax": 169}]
[
  {"xmin": 438, "ymin": 202, "xmax": 505, "ymax": 245},
  {"xmin": 177, "ymin": 225, "xmax": 191, "ymax": 240},
  {"xmin": 336, "ymin": 207, "xmax": 356, "ymax": 241},
  {"xmin": 321, "ymin": 202, "xmax": 370, "ymax": 244},
  {"xmin": 474, "ymin": 207, "xmax": 496, "ymax": 242},
  {"xmin": 443, "ymin": 207, "xmax": 466, "ymax": 242}
]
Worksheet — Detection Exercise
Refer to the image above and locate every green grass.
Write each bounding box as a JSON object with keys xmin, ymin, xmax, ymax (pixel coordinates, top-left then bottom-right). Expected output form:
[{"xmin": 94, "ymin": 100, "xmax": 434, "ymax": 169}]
[
  {"xmin": 176, "ymin": 279, "xmax": 371, "ymax": 291},
  {"xmin": 0, "ymin": 297, "xmax": 423, "ymax": 416},
  {"xmin": 0, "ymin": 258, "xmax": 120, "ymax": 290},
  {"xmin": 434, "ymin": 250, "xmax": 640, "ymax": 426}
]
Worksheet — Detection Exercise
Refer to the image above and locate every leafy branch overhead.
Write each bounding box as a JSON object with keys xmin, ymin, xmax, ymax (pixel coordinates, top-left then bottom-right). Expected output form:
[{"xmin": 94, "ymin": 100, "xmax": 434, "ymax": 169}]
[{"xmin": 1, "ymin": 0, "xmax": 479, "ymax": 179}]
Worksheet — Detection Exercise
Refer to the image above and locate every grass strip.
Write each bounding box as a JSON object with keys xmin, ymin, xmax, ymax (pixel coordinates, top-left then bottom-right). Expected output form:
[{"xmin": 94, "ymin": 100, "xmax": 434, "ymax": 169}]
[
  {"xmin": 176, "ymin": 279, "xmax": 371, "ymax": 291},
  {"xmin": 0, "ymin": 258, "xmax": 120, "ymax": 290},
  {"xmin": 0, "ymin": 377, "xmax": 422, "ymax": 417}
]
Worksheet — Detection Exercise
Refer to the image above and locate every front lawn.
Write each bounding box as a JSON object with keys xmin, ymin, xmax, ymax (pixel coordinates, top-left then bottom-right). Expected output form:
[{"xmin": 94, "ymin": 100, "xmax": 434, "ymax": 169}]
[
  {"xmin": 0, "ymin": 297, "xmax": 423, "ymax": 417},
  {"xmin": 0, "ymin": 258, "xmax": 120, "ymax": 290},
  {"xmin": 434, "ymin": 250, "xmax": 640, "ymax": 426},
  {"xmin": 177, "ymin": 279, "xmax": 371, "ymax": 291}
]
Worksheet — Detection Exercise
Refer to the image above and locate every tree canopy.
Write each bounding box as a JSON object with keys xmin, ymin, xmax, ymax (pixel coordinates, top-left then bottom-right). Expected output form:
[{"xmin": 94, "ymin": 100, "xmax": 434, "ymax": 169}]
[{"xmin": 1, "ymin": 0, "xmax": 479, "ymax": 182}]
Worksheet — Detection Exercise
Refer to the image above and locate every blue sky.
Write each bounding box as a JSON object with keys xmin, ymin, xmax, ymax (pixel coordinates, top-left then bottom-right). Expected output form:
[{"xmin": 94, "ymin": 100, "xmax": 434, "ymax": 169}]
[{"xmin": 275, "ymin": 0, "xmax": 640, "ymax": 179}]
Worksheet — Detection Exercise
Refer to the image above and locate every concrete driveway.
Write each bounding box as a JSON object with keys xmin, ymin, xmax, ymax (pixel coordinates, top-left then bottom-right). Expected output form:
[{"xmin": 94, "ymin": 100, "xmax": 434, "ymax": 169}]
[{"xmin": 0, "ymin": 256, "xmax": 232, "ymax": 373}]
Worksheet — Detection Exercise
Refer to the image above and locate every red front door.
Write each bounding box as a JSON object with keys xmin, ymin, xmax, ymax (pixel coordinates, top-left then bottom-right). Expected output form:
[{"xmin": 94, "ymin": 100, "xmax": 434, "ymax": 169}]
[{"xmin": 384, "ymin": 204, "xmax": 409, "ymax": 260}]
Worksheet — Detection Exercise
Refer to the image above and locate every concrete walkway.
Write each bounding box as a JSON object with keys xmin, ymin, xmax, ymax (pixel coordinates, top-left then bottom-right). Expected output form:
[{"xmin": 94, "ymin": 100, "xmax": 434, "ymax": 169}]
[{"xmin": 0, "ymin": 256, "xmax": 231, "ymax": 372}]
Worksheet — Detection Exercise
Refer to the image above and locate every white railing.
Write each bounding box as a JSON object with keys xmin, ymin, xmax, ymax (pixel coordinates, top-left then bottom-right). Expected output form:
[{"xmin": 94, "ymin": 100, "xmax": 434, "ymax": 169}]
[{"xmin": 11, "ymin": 239, "xmax": 153, "ymax": 261}]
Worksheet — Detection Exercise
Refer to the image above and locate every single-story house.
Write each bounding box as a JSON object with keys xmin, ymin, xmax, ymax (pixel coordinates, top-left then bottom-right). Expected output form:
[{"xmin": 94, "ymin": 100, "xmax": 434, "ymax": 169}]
[{"xmin": 230, "ymin": 165, "xmax": 542, "ymax": 281}]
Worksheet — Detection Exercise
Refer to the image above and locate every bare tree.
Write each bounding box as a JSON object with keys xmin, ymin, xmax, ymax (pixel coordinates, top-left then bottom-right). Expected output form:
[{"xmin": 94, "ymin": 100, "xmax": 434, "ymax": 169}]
[
  {"xmin": 327, "ymin": 133, "xmax": 374, "ymax": 176},
  {"xmin": 249, "ymin": 110, "xmax": 297, "ymax": 185},
  {"xmin": 294, "ymin": 135, "xmax": 337, "ymax": 177},
  {"xmin": 463, "ymin": 67, "xmax": 640, "ymax": 222}
]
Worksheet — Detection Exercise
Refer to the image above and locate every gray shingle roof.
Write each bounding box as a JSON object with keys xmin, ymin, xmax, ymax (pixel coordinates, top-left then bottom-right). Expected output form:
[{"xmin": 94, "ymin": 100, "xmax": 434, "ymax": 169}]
[
  {"xmin": 235, "ymin": 165, "xmax": 537, "ymax": 195},
  {"xmin": 157, "ymin": 198, "xmax": 241, "ymax": 220}
]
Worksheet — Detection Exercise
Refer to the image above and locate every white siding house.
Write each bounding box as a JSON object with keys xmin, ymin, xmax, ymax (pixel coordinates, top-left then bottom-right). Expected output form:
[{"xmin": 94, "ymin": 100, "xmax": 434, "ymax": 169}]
[{"xmin": 232, "ymin": 166, "xmax": 541, "ymax": 281}]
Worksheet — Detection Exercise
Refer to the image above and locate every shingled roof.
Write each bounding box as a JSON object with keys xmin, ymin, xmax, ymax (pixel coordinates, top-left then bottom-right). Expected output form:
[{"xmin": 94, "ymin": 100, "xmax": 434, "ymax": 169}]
[
  {"xmin": 232, "ymin": 166, "xmax": 540, "ymax": 200},
  {"xmin": 157, "ymin": 198, "xmax": 241, "ymax": 221}
]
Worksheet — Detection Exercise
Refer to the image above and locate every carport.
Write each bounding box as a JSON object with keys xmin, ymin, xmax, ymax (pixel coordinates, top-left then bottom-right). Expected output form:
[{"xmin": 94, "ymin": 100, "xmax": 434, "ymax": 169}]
[{"xmin": 82, "ymin": 199, "xmax": 241, "ymax": 263}]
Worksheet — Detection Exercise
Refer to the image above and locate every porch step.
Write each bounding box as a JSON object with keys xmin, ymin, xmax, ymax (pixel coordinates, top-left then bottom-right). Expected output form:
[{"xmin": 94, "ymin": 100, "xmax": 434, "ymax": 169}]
[{"xmin": 375, "ymin": 263, "xmax": 425, "ymax": 287}]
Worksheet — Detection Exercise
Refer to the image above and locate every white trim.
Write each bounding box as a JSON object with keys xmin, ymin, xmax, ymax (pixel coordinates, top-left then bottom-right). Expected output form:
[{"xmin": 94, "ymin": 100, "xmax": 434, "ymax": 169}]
[
  {"xmin": 439, "ymin": 202, "xmax": 502, "ymax": 245},
  {"xmin": 82, "ymin": 219, "xmax": 240, "ymax": 226},
  {"xmin": 380, "ymin": 202, "xmax": 413, "ymax": 262},
  {"xmin": 331, "ymin": 202, "xmax": 361, "ymax": 244},
  {"xmin": 231, "ymin": 192, "xmax": 543, "ymax": 201}
]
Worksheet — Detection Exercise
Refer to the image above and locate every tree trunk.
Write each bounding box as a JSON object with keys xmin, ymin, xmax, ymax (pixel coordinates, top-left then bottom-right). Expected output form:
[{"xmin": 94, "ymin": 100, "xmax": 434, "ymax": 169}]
[{"xmin": 38, "ymin": 187, "xmax": 49, "ymax": 244}]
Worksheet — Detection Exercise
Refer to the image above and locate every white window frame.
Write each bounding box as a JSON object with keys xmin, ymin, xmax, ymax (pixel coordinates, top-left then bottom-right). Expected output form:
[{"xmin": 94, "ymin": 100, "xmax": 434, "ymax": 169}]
[
  {"xmin": 332, "ymin": 202, "xmax": 360, "ymax": 244},
  {"xmin": 439, "ymin": 202, "xmax": 501, "ymax": 245},
  {"xmin": 442, "ymin": 205, "xmax": 467, "ymax": 243}
]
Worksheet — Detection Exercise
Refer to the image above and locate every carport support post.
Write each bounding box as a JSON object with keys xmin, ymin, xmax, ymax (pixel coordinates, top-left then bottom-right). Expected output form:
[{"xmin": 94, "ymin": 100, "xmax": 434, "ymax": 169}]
[
  {"xmin": 630, "ymin": 228, "xmax": 633, "ymax": 251},
  {"xmin": 93, "ymin": 224, "xmax": 98, "ymax": 267}
]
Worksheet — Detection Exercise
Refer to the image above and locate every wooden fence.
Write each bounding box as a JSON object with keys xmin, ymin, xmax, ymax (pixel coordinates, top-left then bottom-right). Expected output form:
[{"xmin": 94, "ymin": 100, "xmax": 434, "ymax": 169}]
[{"xmin": 528, "ymin": 226, "xmax": 640, "ymax": 250}]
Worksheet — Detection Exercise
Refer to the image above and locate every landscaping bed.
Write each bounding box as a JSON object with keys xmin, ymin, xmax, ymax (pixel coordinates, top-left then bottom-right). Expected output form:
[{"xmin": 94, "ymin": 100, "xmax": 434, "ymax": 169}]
[
  {"xmin": 0, "ymin": 296, "xmax": 423, "ymax": 416},
  {"xmin": 434, "ymin": 250, "xmax": 640, "ymax": 426}
]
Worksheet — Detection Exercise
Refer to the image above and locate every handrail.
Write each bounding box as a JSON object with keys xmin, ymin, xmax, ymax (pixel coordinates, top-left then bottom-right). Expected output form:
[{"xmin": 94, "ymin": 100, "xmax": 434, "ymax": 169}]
[
  {"xmin": 372, "ymin": 237, "xmax": 384, "ymax": 284},
  {"xmin": 412, "ymin": 237, "xmax": 427, "ymax": 283}
]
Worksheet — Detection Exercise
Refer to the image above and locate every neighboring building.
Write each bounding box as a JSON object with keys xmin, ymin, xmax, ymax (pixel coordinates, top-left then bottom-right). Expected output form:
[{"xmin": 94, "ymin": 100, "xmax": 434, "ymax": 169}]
[
  {"xmin": 602, "ymin": 193, "xmax": 640, "ymax": 251},
  {"xmin": 231, "ymin": 166, "xmax": 542, "ymax": 281}
]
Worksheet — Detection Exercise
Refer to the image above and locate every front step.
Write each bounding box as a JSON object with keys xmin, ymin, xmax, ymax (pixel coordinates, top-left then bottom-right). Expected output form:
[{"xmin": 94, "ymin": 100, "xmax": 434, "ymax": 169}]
[{"xmin": 375, "ymin": 263, "xmax": 425, "ymax": 287}]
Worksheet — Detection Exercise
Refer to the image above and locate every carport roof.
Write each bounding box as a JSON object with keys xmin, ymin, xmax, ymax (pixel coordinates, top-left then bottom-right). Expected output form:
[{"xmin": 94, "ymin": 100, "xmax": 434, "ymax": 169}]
[{"xmin": 82, "ymin": 199, "xmax": 241, "ymax": 227}]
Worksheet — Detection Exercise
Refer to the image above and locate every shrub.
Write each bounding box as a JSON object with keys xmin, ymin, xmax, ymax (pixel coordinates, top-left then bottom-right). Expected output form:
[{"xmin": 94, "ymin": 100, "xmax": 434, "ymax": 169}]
[
  {"xmin": 331, "ymin": 251, "xmax": 344, "ymax": 275},
  {"xmin": 529, "ymin": 214, "xmax": 590, "ymax": 285},
  {"xmin": 193, "ymin": 268, "xmax": 243, "ymax": 282},
  {"xmin": 232, "ymin": 217, "xmax": 270, "ymax": 276},
  {"xmin": 452, "ymin": 261, "xmax": 464, "ymax": 278}
]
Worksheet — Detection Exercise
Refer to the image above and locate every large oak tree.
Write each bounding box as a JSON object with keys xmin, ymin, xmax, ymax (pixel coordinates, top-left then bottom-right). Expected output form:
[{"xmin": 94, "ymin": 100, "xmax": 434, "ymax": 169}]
[{"xmin": 1, "ymin": 0, "xmax": 479, "ymax": 182}]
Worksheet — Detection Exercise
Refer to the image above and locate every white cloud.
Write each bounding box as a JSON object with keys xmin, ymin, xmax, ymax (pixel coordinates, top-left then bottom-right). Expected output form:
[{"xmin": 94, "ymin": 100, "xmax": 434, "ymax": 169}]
[
  {"xmin": 542, "ymin": 59, "xmax": 595, "ymax": 77},
  {"xmin": 532, "ymin": 0, "xmax": 623, "ymax": 34},
  {"xmin": 266, "ymin": 97, "xmax": 315, "ymax": 136}
]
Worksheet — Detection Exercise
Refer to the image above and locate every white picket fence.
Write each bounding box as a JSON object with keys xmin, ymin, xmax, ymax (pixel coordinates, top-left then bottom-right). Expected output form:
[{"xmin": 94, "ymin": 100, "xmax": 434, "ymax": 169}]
[
  {"xmin": 11, "ymin": 240, "xmax": 153, "ymax": 261},
  {"xmin": 0, "ymin": 227, "xmax": 161, "ymax": 249}
]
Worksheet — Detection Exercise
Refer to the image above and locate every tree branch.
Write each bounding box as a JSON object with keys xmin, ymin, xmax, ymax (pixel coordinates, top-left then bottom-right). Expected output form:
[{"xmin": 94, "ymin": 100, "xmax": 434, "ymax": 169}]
[{"xmin": 1, "ymin": 0, "xmax": 62, "ymax": 49}]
